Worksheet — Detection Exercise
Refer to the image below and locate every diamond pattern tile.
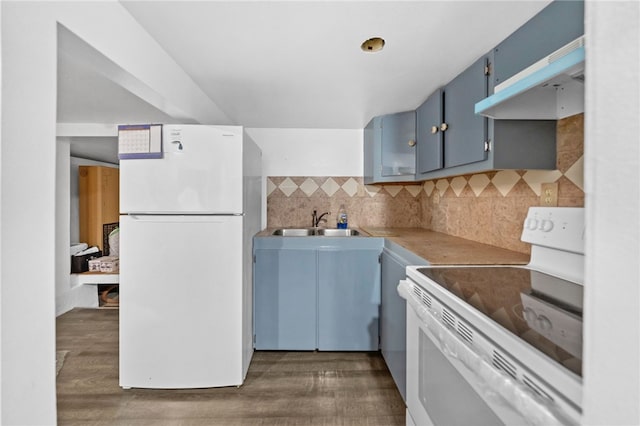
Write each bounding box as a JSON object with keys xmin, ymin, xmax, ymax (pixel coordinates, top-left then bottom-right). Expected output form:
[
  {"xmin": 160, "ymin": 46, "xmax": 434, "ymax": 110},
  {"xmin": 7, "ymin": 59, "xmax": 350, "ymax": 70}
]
[
  {"xmin": 267, "ymin": 178, "xmax": 277, "ymax": 196},
  {"xmin": 299, "ymin": 178, "xmax": 319, "ymax": 196},
  {"xmin": 423, "ymin": 181, "xmax": 435, "ymax": 196},
  {"xmin": 491, "ymin": 170, "xmax": 521, "ymax": 196},
  {"xmin": 404, "ymin": 185, "xmax": 422, "ymax": 198},
  {"xmin": 384, "ymin": 186, "xmax": 403, "ymax": 197},
  {"xmin": 278, "ymin": 177, "xmax": 298, "ymax": 197},
  {"xmin": 320, "ymin": 178, "xmax": 340, "ymax": 197},
  {"xmin": 364, "ymin": 185, "xmax": 381, "ymax": 197},
  {"xmin": 564, "ymin": 155, "xmax": 584, "ymax": 191},
  {"xmin": 341, "ymin": 178, "xmax": 359, "ymax": 197},
  {"xmin": 435, "ymin": 179, "xmax": 449, "ymax": 196},
  {"xmin": 450, "ymin": 176, "xmax": 467, "ymax": 196},
  {"xmin": 468, "ymin": 174, "xmax": 490, "ymax": 196},
  {"xmin": 522, "ymin": 170, "xmax": 563, "ymax": 196}
]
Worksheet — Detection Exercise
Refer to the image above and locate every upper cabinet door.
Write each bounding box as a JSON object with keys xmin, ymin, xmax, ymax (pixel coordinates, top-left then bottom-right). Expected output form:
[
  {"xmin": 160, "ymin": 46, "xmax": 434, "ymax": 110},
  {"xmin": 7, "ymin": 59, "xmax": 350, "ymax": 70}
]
[
  {"xmin": 381, "ymin": 111, "xmax": 416, "ymax": 177},
  {"xmin": 443, "ymin": 55, "xmax": 489, "ymax": 169},
  {"xmin": 493, "ymin": 0, "xmax": 584, "ymax": 88},
  {"xmin": 416, "ymin": 89, "xmax": 443, "ymax": 177}
]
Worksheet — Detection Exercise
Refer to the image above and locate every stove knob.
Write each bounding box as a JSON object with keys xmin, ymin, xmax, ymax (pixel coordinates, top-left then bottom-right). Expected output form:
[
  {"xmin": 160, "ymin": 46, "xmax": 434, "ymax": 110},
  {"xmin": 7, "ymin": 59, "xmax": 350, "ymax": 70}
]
[
  {"xmin": 536, "ymin": 315, "xmax": 552, "ymax": 331},
  {"xmin": 526, "ymin": 218, "xmax": 539, "ymax": 230},
  {"xmin": 523, "ymin": 307, "xmax": 537, "ymax": 322},
  {"xmin": 540, "ymin": 219, "xmax": 554, "ymax": 232}
]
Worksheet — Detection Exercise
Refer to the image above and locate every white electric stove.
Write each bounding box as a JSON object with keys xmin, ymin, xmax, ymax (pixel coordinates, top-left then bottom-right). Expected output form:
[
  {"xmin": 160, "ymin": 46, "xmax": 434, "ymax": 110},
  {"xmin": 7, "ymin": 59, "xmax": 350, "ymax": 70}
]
[{"xmin": 400, "ymin": 207, "xmax": 584, "ymax": 426}]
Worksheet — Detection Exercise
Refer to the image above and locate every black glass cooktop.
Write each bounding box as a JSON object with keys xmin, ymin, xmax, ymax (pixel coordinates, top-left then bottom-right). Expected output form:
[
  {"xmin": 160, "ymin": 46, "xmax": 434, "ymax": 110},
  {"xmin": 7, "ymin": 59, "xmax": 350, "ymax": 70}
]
[{"xmin": 417, "ymin": 266, "xmax": 583, "ymax": 377}]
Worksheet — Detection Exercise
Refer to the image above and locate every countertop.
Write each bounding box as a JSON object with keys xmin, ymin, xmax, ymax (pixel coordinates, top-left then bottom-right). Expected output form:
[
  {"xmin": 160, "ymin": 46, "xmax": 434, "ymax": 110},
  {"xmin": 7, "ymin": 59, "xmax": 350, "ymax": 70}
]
[
  {"xmin": 361, "ymin": 227, "xmax": 529, "ymax": 265},
  {"xmin": 256, "ymin": 227, "xmax": 529, "ymax": 265}
]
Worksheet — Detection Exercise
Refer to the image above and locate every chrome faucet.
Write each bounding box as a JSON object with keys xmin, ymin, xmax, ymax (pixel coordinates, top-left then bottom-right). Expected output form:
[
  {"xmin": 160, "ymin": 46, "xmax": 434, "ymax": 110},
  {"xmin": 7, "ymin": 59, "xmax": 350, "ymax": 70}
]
[{"xmin": 312, "ymin": 209, "xmax": 331, "ymax": 227}]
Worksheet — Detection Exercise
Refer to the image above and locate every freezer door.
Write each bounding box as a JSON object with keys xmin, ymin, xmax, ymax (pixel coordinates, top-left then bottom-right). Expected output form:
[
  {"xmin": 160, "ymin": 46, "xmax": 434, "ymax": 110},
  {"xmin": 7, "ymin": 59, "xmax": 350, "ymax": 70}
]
[
  {"xmin": 119, "ymin": 214, "xmax": 244, "ymax": 388},
  {"xmin": 120, "ymin": 125, "xmax": 243, "ymax": 214}
]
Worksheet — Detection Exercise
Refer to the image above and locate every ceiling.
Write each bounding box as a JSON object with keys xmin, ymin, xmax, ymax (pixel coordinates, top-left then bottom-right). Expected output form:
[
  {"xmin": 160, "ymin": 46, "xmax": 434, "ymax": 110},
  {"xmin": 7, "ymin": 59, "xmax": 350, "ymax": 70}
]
[{"xmin": 57, "ymin": 1, "xmax": 551, "ymax": 162}]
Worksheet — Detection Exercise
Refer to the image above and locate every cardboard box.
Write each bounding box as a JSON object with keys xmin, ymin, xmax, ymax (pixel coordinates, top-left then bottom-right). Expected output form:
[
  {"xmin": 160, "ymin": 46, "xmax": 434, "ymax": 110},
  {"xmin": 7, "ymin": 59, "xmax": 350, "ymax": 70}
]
[
  {"xmin": 99, "ymin": 256, "xmax": 119, "ymax": 273},
  {"xmin": 88, "ymin": 257, "xmax": 103, "ymax": 272}
]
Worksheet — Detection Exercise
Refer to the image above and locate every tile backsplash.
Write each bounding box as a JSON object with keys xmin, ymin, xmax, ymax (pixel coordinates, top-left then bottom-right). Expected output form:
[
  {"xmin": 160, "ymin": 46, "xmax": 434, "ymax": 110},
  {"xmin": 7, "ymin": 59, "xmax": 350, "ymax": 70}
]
[
  {"xmin": 267, "ymin": 114, "xmax": 584, "ymax": 254},
  {"xmin": 267, "ymin": 177, "xmax": 423, "ymax": 229}
]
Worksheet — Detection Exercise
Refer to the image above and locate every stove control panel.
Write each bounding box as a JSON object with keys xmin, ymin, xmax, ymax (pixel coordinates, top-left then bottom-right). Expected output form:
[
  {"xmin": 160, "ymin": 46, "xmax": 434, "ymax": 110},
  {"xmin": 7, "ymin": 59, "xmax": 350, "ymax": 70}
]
[{"xmin": 521, "ymin": 207, "xmax": 585, "ymax": 254}]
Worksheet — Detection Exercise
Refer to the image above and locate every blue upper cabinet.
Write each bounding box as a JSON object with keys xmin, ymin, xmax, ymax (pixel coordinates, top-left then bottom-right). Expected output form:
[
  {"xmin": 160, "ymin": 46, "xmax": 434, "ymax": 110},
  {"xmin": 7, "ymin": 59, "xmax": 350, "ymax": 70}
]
[
  {"xmin": 364, "ymin": 111, "xmax": 416, "ymax": 184},
  {"xmin": 442, "ymin": 55, "xmax": 490, "ymax": 169},
  {"xmin": 477, "ymin": 0, "xmax": 585, "ymax": 120},
  {"xmin": 369, "ymin": 1, "xmax": 581, "ymax": 183},
  {"xmin": 381, "ymin": 111, "xmax": 416, "ymax": 177},
  {"xmin": 416, "ymin": 51, "xmax": 557, "ymax": 180},
  {"xmin": 363, "ymin": 116, "xmax": 382, "ymax": 184},
  {"xmin": 416, "ymin": 89, "xmax": 443, "ymax": 177},
  {"xmin": 416, "ymin": 55, "xmax": 490, "ymax": 178},
  {"xmin": 493, "ymin": 0, "xmax": 584, "ymax": 89}
]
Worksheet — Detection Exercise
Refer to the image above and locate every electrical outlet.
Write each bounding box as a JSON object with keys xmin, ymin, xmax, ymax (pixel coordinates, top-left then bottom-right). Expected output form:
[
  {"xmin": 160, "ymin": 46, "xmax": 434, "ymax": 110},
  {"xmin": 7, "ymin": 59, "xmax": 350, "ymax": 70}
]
[{"xmin": 540, "ymin": 182, "xmax": 559, "ymax": 206}]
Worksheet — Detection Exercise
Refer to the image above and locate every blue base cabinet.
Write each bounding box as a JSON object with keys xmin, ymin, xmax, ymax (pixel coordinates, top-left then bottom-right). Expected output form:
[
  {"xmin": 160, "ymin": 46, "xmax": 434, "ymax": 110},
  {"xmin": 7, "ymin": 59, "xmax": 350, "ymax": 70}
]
[
  {"xmin": 380, "ymin": 241, "xmax": 429, "ymax": 403},
  {"xmin": 318, "ymin": 249, "xmax": 381, "ymax": 351},
  {"xmin": 253, "ymin": 236, "xmax": 384, "ymax": 351},
  {"xmin": 254, "ymin": 248, "xmax": 316, "ymax": 350}
]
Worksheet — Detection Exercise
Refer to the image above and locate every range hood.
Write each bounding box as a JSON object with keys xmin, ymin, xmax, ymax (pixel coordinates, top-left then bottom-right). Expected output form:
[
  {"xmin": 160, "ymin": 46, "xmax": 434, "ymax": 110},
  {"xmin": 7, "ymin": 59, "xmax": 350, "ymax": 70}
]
[{"xmin": 475, "ymin": 37, "xmax": 585, "ymax": 120}]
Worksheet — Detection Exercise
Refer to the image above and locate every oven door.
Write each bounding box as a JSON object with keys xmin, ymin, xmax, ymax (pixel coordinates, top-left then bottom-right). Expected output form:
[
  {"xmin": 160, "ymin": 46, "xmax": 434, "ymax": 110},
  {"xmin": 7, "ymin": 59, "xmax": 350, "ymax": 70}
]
[
  {"xmin": 402, "ymin": 279, "xmax": 564, "ymax": 426},
  {"xmin": 406, "ymin": 303, "xmax": 517, "ymax": 425}
]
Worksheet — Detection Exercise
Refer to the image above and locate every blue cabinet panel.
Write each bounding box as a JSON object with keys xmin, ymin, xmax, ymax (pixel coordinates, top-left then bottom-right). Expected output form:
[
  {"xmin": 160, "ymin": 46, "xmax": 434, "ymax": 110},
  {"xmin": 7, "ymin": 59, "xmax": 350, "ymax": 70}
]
[
  {"xmin": 381, "ymin": 111, "xmax": 416, "ymax": 177},
  {"xmin": 254, "ymin": 248, "xmax": 316, "ymax": 350},
  {"xmin": 317, "ymin": 249, "xmax": 381, "ymax": 351},
  {"xmin": 443, "ymin": 55, "xmax": 489, "ymax": 169},
  {"xmin": 254, "ymin": 236, "xmax": 384, "ymax": 351},
  {"xmin": 493, "ymin": 0, "xmax": 584, "ymax": 87},
  {"xmin": 380, "ymin": 249, "xmax": 408, "ymax": 402},
  {"xmin": 364, "ymin": 115, "xmax": 414, "ymax": 184},
  {"xmin": 416, "ymin": 89, "xmax": 444, "ymax": 177},
  {"xmin": 363, "ymin": 117, "xmax": 382, "ymax": 184}
]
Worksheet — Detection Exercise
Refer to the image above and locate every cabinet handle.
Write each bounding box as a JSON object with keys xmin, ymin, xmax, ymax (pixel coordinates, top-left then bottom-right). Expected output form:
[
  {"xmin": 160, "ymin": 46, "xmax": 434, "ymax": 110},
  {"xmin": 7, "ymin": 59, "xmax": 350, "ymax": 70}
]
[
  {"xmin": 440, "ymin": 123, "xmax": 449, "ymax": 132},
  {"xmin": 408, "ymin": 139, "xmax": 416, "ymax": 147},
  {"xmin": 430, "ymin": 126, "xmax": 439, "ymax": 134}
]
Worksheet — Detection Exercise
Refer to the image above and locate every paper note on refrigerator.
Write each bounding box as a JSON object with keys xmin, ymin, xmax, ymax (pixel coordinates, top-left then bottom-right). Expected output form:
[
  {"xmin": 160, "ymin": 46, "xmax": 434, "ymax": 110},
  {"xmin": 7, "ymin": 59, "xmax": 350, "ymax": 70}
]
[{"xmin": 118, "ymin": 124, "xmax": 163, "ymax": 159}]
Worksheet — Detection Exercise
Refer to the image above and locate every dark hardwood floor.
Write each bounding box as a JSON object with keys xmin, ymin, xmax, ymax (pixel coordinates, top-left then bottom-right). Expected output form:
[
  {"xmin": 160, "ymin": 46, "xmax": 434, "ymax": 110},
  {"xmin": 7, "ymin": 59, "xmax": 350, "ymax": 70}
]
[{"xmin": 56, "ymin": 309, "xmax": 405, "ymax": 425}]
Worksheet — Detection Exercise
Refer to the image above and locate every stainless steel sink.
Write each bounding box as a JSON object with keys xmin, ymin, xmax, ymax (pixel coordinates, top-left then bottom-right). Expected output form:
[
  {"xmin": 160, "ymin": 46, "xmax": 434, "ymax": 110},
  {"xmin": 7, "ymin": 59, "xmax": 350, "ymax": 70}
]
[
  {"xmin": 316, "ymin": 228, "xmax": 360, "ymax": 237},
  {"xmin": 271, "ymin": 228, "xmax": 316, "ymax": 236},
  {"xmin": 271, "ymin": 228, "xmax": 361, "ymax": 237}
]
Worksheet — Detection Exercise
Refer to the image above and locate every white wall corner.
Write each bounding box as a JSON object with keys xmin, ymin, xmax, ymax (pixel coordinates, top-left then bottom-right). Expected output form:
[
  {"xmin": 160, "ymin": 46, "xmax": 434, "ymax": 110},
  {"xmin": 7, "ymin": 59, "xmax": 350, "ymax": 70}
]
[{"xmin": 56, "ymin": 285, "xmax": 99, "ymax": 317}]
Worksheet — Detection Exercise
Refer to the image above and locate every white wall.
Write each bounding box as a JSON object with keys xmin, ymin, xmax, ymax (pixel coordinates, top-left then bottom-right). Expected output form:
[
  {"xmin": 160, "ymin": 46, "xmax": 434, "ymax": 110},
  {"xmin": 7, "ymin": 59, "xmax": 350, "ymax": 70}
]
[
  {"xmin": 582, "ymin": 2, "xmax": 640, "ymax": 425},
  {"xmin": 2, "ymin": 5, "xmax": 58, "ymax": 423},
  {"xmin": 246, "ymin": 128, "xmax": 363, "ymax": 229},
  {"xmin": 1, "ymin": 2, "xmax": 224, "ymax": 423},
  {"xmin": 246, "ymin": 128, "xmax": 363, "ymax": 177}
]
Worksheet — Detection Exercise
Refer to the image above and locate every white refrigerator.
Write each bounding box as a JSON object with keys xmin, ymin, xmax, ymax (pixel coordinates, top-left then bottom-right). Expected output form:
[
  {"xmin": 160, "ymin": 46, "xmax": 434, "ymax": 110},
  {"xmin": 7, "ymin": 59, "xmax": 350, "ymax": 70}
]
[{"xmin": 119, "ymin": 124, "xmax": 262, "ymax": 389}]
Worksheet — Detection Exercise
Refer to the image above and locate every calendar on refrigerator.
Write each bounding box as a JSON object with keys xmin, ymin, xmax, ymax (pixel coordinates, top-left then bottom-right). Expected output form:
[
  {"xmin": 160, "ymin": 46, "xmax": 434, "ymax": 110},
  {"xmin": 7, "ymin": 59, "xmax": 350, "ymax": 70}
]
[{"xmin": 118, "ymin": 124, "xmax": 163, "ymax": 159}]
